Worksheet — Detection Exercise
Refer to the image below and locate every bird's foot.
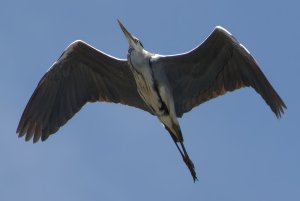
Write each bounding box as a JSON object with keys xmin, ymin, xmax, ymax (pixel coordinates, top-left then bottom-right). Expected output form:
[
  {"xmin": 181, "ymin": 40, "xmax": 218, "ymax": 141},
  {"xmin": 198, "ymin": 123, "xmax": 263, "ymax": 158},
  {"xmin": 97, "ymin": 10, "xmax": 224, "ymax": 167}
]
[{"xmin": 183, "ymin": 156, "xmax": 198, "ymax": 182}]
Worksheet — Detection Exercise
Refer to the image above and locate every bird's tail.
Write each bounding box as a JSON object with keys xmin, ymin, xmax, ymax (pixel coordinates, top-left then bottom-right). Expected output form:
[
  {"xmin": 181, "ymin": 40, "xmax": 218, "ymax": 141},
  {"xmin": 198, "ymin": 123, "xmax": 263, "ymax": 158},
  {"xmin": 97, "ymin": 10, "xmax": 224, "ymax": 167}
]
[{"xmin": 164, "ymin": 124, "xmax": 198, "ymax": 182}]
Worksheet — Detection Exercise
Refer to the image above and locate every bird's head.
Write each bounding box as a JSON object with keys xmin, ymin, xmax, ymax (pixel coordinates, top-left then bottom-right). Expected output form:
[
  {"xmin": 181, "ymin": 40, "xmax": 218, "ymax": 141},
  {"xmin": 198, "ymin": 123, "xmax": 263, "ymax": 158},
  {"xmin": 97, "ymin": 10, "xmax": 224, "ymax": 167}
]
[{"xmin": 118, "ymin": 19, "xmax": 144, "ymax": 52}]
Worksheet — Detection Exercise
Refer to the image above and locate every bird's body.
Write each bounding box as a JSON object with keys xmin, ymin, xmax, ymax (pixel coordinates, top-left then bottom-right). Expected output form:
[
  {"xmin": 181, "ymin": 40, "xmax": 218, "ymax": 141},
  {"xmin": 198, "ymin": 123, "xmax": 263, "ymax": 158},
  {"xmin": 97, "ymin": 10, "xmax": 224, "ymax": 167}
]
[
  {"xmin": 17, "ymin": 20, "xmax": 286, "ymax": 182},
  {"xmin": 124, "ymin": 31, "xmax": 197, "ymax": 179},
  {"xmin": 128, "ymin": 48, "xmax": 180, "ymax": 138}
]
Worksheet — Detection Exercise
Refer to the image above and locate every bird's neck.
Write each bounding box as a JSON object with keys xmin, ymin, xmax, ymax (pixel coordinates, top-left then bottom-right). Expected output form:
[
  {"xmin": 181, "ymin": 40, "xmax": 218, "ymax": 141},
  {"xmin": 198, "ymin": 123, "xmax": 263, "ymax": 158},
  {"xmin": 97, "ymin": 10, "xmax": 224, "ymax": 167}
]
[{"xmin": 127, "ymin": 48, "xmax": 151, "ymax": 71}]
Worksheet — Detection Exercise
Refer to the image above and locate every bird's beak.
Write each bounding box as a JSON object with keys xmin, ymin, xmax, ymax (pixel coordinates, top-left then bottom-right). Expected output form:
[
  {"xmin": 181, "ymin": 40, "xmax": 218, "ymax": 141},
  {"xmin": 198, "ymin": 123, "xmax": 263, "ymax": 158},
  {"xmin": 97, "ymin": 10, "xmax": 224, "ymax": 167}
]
[{"xmin": 117, "ymin": 19, "xmax": 136, "ymax": 46}]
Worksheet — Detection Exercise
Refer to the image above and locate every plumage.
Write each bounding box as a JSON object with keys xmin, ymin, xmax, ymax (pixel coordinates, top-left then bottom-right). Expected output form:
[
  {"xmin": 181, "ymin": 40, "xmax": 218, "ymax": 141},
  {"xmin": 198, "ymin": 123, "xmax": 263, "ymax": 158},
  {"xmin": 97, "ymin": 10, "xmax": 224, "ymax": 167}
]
[
  {"xmin": 17, "ymin": 40, "xmax": 151, "ymax": 142},
  {"xmin": 152, "ymin": 26, "xmax": 286, "ymax": 117},
  {"xmin": 17, "ymin": 21, "xmax": 286, "ymax": 182}
]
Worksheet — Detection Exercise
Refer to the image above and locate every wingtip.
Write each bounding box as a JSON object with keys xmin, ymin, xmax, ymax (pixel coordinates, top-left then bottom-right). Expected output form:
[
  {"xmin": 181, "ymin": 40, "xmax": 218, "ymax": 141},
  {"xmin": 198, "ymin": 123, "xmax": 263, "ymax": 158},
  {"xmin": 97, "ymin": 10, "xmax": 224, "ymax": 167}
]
[
  {"xmin": 17, "ymin": 131, "xmax": 43, "ymax": 143},
  {"xmin": 16, "ymin": 121, "xmax": 43, "ymax": 143},
  {"xmin": 16, "ymin": 126, "xmax": 26, "ymax": 138},
  {"xmin": 276, "ymin": 104, "xmax": 287, "ymax": 119}
]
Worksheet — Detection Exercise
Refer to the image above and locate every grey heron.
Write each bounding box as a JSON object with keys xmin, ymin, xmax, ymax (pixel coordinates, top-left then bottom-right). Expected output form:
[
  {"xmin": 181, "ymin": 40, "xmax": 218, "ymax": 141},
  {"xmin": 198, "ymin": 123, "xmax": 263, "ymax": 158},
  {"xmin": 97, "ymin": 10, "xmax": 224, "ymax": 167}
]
[{"xmin": 17, "ymin": 20, "xmax": 286, "ymax": 182}]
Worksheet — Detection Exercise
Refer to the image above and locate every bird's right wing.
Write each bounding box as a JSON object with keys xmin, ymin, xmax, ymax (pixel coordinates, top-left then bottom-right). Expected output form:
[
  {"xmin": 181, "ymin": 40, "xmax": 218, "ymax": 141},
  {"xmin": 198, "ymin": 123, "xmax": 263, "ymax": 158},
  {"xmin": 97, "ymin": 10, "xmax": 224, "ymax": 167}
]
[
  {"xmin": 17, "ymin": 40, "xmax": 152, "ymax": 142},
  {"xmin": 152, "ymin": 26, "xmax": 286, "ymax": 118}
]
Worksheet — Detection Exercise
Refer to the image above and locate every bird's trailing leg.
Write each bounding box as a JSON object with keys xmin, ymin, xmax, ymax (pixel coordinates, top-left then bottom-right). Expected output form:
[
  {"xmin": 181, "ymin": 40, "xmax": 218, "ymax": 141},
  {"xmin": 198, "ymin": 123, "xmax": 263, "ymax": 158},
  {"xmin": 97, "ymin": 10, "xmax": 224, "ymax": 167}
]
[
  {"xmin": 166, "ymin": 127, "xmax": 198, "ymax": 182},
  {"xmin": 180, "ymin": 141, "xmax": 197, "ymax": 181}
]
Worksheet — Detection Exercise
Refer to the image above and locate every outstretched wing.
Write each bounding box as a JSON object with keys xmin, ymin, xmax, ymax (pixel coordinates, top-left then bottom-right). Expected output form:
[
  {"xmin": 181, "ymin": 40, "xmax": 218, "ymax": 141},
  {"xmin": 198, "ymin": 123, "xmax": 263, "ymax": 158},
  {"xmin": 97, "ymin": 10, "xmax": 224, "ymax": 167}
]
[
  {"xmin": 152, "ymin": 26, "xmax": 286, "ymax": 117},
  {"xmin": 17, "ymin": 40, "xmax": 151, "ymax": 142}
]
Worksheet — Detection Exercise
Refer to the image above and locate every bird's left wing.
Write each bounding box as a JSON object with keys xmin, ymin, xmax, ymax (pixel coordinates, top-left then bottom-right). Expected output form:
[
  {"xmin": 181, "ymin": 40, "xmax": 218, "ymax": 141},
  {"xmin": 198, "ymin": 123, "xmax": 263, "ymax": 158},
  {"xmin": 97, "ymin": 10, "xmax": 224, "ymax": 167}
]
[
  {"xmin": 152, "ymin": 26, "xmax": 286, "ymax": 118},
  {"xmin": 17, "ymin": 40, "xmax": 151, "ymax": 142}
]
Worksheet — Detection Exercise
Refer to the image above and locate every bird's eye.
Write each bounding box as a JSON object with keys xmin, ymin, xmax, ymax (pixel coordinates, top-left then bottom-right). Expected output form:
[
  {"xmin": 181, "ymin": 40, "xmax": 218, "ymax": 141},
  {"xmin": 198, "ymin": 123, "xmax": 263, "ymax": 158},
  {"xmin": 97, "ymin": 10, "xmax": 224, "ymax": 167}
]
[{"xmin": 134, "ymin": 38, "xmax": 143, "ymax": 47}]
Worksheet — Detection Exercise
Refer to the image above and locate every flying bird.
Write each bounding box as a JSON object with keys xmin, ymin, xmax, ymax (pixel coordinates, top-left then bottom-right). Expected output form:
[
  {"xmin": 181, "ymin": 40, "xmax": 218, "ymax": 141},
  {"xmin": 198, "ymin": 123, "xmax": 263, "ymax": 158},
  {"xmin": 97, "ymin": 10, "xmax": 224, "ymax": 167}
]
[{"xmin": 17, "ymin": 20, "xmax": 286, "ymax": 182}]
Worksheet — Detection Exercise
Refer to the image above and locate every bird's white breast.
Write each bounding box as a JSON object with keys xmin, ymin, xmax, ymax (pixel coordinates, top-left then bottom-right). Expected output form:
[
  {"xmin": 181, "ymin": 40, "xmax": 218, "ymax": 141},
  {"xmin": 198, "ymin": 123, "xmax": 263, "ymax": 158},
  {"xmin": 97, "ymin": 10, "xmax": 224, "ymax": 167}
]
[
  {"xmin": 128, "ymin": 50, "xmax": 180, "ymax": 139},
  {"xmin": 128, "ymin": 50, "xmax": 165, "ymax": 115}
]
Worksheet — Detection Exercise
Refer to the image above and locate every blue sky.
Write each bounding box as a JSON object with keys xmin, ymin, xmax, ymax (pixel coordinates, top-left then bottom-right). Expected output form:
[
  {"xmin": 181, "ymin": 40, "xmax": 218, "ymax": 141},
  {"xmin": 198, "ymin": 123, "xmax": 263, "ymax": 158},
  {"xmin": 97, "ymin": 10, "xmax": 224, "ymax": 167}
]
[{"xmin": 1, "ymin": 0, "xmax": 299, "ymax": 200}]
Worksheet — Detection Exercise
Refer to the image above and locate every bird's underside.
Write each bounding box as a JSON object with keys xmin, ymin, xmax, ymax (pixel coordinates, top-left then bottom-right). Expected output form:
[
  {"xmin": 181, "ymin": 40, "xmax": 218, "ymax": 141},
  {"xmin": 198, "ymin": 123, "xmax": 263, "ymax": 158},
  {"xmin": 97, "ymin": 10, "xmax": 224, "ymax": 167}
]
[{"xmin": 16, "ymin": 23, "xmax": 286, "ymax": 182}]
